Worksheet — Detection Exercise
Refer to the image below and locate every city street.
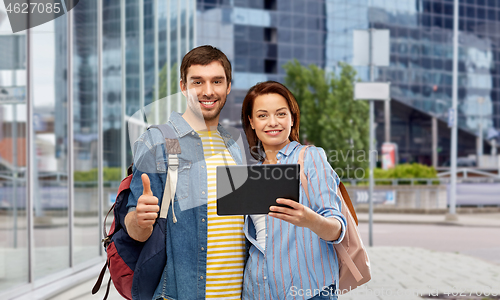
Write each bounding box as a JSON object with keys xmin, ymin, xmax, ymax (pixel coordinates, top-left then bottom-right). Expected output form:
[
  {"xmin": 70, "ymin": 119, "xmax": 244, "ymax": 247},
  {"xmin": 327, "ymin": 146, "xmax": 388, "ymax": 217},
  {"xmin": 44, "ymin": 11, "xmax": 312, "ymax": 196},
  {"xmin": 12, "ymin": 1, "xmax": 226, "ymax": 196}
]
[
  {"xmin": 358, "ymin": 222, "xmax": 500, "ymax": 265},
  {"xmin": 48, "ymin": 216, "xmax": 500, "ymax": 300}
]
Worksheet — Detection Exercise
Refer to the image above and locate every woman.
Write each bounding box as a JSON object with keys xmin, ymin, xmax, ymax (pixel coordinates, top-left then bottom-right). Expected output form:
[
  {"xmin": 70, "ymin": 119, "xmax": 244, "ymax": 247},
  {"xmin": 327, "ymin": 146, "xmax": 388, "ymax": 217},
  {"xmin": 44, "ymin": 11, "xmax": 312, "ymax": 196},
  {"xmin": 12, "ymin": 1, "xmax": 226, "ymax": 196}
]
[{"xmin": 241, "ymin": 81, "xmax": 346, "ymax": 300}]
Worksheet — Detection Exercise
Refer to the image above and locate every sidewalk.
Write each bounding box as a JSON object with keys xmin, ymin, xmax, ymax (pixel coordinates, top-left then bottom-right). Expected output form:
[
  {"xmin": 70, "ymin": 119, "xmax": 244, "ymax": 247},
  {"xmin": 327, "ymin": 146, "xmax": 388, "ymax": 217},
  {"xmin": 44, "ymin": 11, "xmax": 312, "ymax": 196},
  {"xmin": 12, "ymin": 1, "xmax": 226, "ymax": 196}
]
[
  {"xmin": 46, "ymin": 212, "xmax": 500, "ymax": 300},
  {"xmin": 341, "ymin": 247, "xmax": 500, "ymax": 300},
  {"xmin": 52, "ymin": 246, "xmax": 500, "ymax": 300},
  {"xmin": 357, "ymin": 212, "xmax": 500, "ymax": 228}
]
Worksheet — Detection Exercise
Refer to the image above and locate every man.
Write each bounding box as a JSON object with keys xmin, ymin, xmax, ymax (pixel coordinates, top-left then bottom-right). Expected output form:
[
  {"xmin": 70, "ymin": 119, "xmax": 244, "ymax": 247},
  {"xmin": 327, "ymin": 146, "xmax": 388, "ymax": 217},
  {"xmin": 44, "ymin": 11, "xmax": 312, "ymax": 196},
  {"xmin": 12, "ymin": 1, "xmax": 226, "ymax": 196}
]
[{"xmin": 125, "ymin": 45, "xmax": 246, "ymax": 300}]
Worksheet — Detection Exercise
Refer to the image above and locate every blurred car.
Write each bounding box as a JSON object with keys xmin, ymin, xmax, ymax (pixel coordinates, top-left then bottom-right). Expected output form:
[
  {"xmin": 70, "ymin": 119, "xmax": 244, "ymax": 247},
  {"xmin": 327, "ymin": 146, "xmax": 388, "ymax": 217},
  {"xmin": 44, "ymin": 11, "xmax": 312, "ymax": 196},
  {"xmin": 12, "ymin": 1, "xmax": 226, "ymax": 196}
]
[{"xmin": 441, "ymin": 157, "xmax": 477, "ymax": 167}]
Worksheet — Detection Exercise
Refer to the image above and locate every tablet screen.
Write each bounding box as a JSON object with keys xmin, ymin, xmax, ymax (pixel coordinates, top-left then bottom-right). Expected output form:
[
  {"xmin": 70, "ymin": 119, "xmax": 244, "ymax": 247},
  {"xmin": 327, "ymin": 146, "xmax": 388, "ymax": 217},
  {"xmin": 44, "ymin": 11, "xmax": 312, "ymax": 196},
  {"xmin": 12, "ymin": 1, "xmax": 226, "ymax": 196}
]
[{"xmin": 216, "ymin": 164, "xmax": 300, "ymax": 215}]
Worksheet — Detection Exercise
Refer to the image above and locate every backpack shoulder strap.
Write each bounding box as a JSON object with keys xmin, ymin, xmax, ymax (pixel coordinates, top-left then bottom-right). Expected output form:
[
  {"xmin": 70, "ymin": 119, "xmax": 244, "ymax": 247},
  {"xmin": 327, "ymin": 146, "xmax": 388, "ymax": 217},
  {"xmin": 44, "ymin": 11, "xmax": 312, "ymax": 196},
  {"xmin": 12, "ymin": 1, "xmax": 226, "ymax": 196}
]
[
  {"xmin": 149, "ymin": 124, "xmax": 181, "ymax": 154},
  {"xmin": 298, "ymin": 145, "xmax": 312, "ymax": 201},
  {"xmin": 148, "ymin": 124, "xmax": 180, "ymax": 223}
]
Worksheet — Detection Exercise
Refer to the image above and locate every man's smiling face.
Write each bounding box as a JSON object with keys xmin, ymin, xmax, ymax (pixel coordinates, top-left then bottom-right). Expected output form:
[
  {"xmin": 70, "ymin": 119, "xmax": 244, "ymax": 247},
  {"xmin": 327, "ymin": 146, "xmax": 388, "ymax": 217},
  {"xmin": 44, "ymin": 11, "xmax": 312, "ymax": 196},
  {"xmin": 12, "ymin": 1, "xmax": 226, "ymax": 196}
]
[{"xmin": 181, "ymin": 61, "xmax": 231, "ymax": 125}]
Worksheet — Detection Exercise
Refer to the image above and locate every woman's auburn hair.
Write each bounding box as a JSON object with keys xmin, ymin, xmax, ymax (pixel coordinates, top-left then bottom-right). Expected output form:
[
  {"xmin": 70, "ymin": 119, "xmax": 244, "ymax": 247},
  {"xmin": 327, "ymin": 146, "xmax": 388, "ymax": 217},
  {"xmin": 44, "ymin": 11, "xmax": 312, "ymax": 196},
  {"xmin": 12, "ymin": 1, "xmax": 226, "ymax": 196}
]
[{"xmin": 241, "ymin": 81, "xmax": 301, "ymax": 161}]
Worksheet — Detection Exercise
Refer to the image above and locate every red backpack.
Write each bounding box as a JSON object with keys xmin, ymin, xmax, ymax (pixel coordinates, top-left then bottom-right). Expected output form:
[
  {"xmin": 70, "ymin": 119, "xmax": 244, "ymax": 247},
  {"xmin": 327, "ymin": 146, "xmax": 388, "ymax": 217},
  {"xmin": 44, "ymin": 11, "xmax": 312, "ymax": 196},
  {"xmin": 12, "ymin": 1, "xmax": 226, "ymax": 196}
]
[{"xmin": 92, "ymin": 124, "xmax": 180, "ymax": 300}]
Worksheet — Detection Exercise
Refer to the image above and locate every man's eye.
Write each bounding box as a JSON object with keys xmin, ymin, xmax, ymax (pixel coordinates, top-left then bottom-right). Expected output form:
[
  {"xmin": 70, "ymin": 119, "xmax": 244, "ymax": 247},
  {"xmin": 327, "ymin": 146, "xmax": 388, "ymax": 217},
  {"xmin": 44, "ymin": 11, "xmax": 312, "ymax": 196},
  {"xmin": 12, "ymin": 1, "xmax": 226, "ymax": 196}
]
[
  {"xmin": 193, "ymin": 81, "xmax": 201, "ymax": 85},
  {"xmin": 214, "ymin": 81, "xmax": 221, "ymax": 84}
]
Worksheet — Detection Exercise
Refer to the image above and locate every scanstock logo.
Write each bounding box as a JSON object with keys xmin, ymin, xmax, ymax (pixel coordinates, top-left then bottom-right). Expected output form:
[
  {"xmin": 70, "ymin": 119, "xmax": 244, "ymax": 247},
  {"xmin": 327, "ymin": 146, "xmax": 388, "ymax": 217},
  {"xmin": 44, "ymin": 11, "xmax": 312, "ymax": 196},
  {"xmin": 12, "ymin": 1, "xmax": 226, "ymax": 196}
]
[{"xmin": 3, "ymin": 0, "xmax": 80, "ymax": 33}]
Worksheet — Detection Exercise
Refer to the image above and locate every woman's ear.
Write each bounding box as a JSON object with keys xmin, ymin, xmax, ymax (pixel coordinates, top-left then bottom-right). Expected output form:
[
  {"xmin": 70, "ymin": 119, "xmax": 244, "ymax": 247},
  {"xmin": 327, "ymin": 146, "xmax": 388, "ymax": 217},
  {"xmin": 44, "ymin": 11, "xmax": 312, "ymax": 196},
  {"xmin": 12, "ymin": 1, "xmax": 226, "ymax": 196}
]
[{"xmin": 248, "ymin": 116, "xmax": 254, "ymax": 130}]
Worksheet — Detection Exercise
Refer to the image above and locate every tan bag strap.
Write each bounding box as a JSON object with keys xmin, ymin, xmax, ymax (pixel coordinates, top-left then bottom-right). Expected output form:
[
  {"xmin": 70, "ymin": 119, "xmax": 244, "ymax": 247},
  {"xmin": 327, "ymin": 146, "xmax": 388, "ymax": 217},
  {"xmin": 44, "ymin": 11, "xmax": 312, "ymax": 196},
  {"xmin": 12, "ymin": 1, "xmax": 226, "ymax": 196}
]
[
  {"xmin": 298, "ymin": 146, "xmax": 311, "ymax": 201},
  {"xmin": 339, "ymin": 182, "xmax": 358, "ymax": 226},
  {"xmin": 336, "ymin": 243, "xmax": 364, "ymax": 282}
]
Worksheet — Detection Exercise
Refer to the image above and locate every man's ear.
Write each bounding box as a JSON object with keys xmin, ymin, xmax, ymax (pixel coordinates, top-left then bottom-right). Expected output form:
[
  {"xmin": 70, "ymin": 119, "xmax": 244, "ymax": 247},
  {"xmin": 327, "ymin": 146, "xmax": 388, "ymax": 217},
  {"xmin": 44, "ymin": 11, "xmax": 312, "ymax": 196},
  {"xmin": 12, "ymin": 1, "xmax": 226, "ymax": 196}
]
[
  {"xmin": 226, "ymin": 81, "xmax": 231, "ymax": 95},
  {"xmin": 180, "ymin": 80, "xmax": 188, "ymax": 97}
]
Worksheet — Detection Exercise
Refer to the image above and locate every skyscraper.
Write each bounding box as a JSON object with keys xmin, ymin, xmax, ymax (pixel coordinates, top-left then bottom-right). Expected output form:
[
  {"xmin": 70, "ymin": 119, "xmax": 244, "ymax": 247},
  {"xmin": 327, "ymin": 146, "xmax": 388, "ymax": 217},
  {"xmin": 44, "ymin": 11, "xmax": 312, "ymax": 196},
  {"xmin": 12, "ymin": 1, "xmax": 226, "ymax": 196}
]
[{"xmin": 196, "ymin": 0, "xmax": 499, "ymax": 165}]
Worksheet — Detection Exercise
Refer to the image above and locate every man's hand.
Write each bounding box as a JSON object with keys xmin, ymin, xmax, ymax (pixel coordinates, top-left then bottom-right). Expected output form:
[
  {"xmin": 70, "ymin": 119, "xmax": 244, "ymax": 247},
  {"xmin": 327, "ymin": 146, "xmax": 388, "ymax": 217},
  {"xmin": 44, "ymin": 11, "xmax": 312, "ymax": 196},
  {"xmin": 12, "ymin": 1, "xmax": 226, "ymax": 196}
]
[
  {"xmin": 125, "ymin": 174, "xmax": 159, "ymax": 242},
  {"xmin": 136, "ymin": 174, "xmax": 160, "ymax": 228}
]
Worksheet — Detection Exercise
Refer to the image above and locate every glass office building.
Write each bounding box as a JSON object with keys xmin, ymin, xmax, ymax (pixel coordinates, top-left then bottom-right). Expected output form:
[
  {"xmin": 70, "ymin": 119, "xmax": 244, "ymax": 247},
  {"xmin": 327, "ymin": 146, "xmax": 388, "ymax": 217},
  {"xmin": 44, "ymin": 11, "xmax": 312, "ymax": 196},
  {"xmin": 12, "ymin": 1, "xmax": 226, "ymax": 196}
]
[
  {"xmin": 198, "ymin": 0, "xmax": 499, "ymax": 165},
  {"xmin": 1, "ymin": 0, "xmax": 499, "ymax": 297},
  {"xmin": 0, "ymin": 0, "xmax": 194, "ymax": 297}
]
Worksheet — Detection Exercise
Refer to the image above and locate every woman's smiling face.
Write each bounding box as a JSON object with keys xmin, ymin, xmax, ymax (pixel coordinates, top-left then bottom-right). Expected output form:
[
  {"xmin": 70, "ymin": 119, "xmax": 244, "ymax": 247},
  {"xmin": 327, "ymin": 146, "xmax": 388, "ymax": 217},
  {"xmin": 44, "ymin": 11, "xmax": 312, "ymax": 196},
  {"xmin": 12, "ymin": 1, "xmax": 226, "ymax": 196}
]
[{"xmin": 249, "ymin": 93, "xmax": 293, "ymax": 153}]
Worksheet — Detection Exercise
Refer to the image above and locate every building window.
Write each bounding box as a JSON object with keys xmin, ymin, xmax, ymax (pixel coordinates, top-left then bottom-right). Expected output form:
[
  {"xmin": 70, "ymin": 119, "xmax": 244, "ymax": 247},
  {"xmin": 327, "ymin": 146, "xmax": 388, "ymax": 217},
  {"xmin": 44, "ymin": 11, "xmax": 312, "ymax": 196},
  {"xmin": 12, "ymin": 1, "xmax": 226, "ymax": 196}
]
[
  {"xmin": 265, "ymin": 59, "xmax": 277, "ymax": 74},
  {"xmin": 264, "ymin": 0, "xmax": 277, "ymax": 10},
  {"xmin": 264, "ymin": 27, "xmax": 277, "ymax": 43}
]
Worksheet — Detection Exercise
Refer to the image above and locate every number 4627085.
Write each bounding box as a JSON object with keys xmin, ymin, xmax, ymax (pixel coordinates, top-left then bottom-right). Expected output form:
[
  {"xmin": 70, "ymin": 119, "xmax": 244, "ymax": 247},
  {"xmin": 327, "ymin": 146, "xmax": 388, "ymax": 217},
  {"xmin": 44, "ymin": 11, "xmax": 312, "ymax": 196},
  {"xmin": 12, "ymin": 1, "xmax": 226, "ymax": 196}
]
[{"xmin": 6, "ymin": 3, "xmax": 61, "ymax": 14}]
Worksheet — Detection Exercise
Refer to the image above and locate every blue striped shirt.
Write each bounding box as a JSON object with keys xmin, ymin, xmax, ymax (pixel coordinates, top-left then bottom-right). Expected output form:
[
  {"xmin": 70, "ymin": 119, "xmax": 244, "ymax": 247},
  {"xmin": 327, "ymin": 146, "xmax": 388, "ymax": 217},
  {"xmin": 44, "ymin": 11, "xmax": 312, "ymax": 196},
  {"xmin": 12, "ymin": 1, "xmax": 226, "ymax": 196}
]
[{"xmin": 242, "ymin": 141, "xmax": 347, "ymax": 300}]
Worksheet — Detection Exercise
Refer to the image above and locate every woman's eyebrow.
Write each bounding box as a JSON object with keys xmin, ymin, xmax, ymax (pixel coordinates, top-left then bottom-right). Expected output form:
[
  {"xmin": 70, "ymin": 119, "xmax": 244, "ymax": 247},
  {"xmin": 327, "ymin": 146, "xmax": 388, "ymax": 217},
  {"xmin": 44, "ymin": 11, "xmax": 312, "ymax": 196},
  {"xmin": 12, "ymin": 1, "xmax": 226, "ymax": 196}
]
[{"xmin": 255, "ymin": 107, "xmax": 288, "ymax": 113}]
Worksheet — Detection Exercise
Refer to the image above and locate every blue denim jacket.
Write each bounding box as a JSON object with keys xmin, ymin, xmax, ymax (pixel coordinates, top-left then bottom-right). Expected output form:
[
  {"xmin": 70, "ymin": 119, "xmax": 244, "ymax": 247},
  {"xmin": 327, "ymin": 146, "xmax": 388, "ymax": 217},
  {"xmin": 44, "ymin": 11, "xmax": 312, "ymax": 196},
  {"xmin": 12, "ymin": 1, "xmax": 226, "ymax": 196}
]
[{"xmin": 127, "ymin": 112, "xmax": 244, "ymax": 300}]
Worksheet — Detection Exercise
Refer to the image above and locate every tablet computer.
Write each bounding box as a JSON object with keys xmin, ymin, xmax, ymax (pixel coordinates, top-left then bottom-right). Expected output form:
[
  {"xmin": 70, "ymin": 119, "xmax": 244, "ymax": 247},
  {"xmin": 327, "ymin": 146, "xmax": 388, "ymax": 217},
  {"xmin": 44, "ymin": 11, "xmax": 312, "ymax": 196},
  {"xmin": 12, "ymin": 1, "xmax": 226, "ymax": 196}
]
[{"xmin": 216, "ymin": 164, "xmax": 300, "ymax": 215}]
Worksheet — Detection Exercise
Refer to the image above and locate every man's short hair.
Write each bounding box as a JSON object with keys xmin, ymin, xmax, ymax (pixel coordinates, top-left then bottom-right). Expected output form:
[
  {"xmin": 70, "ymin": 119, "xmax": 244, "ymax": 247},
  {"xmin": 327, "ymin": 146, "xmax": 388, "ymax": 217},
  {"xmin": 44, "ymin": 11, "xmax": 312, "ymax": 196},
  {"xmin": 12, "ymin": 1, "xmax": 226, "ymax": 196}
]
[{"xmin": 180, "ymin": 45, "xmax": 232, "ymax": 86}]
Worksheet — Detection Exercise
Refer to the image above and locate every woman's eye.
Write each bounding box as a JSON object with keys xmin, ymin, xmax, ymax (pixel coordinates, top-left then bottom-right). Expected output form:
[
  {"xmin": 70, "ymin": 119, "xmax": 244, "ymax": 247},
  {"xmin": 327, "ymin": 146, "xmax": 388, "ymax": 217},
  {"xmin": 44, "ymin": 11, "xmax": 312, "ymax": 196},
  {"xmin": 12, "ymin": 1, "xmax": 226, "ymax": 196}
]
[
  {"xmin": 278, "ymin": 112, "xmax": 287, "ymax": 116},
  {"xmin": 258, "ymin": 114, "xmax": 267, "ymax": 118}
]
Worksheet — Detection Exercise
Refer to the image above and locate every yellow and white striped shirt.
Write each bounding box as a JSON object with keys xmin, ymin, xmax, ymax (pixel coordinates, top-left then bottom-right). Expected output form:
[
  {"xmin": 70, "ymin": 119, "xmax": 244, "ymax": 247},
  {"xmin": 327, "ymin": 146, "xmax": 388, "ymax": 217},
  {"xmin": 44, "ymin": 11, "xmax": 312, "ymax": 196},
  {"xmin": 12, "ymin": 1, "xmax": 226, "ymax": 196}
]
[{"xmin": 197, "ymin": 130, "xmax": 245, "ymax": 300}]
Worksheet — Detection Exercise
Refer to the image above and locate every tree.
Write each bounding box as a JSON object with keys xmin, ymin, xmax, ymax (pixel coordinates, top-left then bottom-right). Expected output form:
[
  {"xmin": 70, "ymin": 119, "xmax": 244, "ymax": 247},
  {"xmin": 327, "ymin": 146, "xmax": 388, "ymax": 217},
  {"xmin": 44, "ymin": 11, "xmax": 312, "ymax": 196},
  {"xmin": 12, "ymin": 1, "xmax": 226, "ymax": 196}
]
[
  {"xmin": 158, "ymin": 62, "xmax": 180, "ymax": 99},
  {"xmin": 284, "ymin": 60, "xmax": 369, "ymax": 176},
  {"xmin": 146, "ymin": 63, "xmax": 187, "ymax": 124}
]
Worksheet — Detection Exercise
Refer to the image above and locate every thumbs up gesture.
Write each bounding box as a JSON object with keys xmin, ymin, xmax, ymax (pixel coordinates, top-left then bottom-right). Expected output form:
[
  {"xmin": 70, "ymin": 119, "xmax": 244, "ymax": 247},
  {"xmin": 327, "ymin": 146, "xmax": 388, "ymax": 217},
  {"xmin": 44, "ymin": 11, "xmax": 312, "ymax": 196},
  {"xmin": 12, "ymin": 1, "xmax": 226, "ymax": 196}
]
[{"xmin": 136, "ymin": 174, "xmax": 160, "ymax": 229}]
